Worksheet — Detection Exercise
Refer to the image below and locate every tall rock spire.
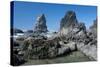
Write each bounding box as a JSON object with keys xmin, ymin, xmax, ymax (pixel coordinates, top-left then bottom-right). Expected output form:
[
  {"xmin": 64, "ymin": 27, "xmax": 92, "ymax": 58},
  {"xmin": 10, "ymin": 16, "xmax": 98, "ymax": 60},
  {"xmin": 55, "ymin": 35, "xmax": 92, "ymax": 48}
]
[
  {"xmin": 59, "ymin": 11, "xmax": 79, "ymax": 35},
  {"xmin": 33, "ymin": 14, "xmax": 48, "ymax": 33},
  {"xmin": 60, "ymin": 11, "xmax": 78, "ymax": 30}
]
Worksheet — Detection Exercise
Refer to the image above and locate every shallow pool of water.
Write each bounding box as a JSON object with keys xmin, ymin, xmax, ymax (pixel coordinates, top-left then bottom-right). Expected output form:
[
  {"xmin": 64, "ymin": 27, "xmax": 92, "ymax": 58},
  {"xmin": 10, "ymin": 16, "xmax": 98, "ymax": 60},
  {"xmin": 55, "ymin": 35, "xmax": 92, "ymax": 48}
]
[{"xmin": 21, "ymin": 51, "xmax": 94, "ymax": 66}]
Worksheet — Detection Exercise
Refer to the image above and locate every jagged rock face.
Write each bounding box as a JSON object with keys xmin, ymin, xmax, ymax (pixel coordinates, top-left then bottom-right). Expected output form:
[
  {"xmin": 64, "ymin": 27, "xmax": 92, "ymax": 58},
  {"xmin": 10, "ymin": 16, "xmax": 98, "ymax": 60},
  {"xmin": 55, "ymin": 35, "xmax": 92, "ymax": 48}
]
[
  {"xmin": 76, "ymin": 19, "xmax": 97, "ymax": 60},
  {"xmin": 21, "ymin": 36, "xmax": 77, "ymax": 59},
  {"xmin": 59, "ymin": 11, "xmax": 97, "ymax": 60},
  {"xmin": 87, "ymin": 19, "xmax": 97, "ymax": 46},
  {"xmin": 21, "ymin": 37, "xmax": 60, "ymax": 59},
  {"xmin": 75, "ymin": 19, "xmax": 97, "ymax": 60},
  {"xmin": 89, "ymin": 19, "xmax": 97, "ymax": 38},
  {"xmin": 33, "ymin": 14, "xmax": 48, "ymax": 33},
  {"xmin": 86, "ymin": 19, "xmax": 97, "ymax": 45},
  {"xmin": 90, "ymin": 19, "xmax": 97, "ymax": 30},
  {"xmin": 60, "ymin": 11, "xmax": 79, "ymax": 35},
  {"xmin": 59, "ymin": 11, "xmax": 87, "ymax": 39},
  {"xmin": 60, "ymin": 11, "xmax": 78, "ymax": 30}
]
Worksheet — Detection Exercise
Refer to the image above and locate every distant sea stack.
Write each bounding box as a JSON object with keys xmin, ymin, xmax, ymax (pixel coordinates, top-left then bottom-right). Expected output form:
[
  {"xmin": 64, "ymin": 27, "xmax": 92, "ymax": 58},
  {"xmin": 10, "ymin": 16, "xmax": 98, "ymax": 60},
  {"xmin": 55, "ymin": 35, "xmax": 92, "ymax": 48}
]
[
  {"xmin": 13, "ymin": 28, "xmax": 23, "ymax": 34},
  {"xmin": 59, "ymin": 11, "xmax": 79, "ymax": 35},
  {"xmin": 91, "ymin": 18, "xmax": 97, "ymax": 27},
  {"xmin": 90, "ymin": 19, "xmax": 97, "ymax": 31},
  {"xmin": 89, "ymin": 18, "xmax": 97, "ymax": 38},
  {"xmin": 33, "ymin": 14, "xmax": 48, "ymax": 33}
]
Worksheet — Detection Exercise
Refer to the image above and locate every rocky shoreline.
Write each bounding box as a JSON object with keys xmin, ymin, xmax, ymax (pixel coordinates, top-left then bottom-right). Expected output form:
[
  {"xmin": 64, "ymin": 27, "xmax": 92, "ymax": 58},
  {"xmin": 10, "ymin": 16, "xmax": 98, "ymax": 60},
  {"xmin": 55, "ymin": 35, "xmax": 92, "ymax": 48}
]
[{"xmin": 12, "ymin": 11, "xmax": 97, "ymax": 66}]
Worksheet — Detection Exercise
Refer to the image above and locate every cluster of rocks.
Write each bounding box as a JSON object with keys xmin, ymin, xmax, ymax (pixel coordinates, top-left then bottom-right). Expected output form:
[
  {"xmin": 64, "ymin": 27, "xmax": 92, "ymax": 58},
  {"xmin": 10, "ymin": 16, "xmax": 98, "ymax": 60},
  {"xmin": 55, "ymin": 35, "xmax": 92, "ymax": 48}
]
[
  {"xmin": 12, "ymin": 36, "xmax": 78, "ymax": 66},
  {"xmin": 22, "ymin": 37, "xmax": 59, "ymax": 59},
  {"xmin": 59, "ymin": 11, "xmax": 97, "ymax": 60},
  {"xmin": 12, "ymin": 40, "xmax": 25, "ymax": 66},
  {"xmin": 78, "ymin": 19, "xmax": 97, "ymax": 60},
  {"xmin": 12, "ymin": 11, "xmax": 97, "ymax": 65},
  {"xmin": 15, "ymin": 36, "xmax": 77, "ymax": 61}
]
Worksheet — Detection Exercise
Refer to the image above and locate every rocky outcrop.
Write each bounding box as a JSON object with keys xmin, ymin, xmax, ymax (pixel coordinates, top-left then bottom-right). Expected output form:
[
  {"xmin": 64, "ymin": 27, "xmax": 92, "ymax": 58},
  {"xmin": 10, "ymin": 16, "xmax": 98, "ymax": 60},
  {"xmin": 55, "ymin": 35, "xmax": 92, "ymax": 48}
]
[
  {"xmin": 59, "ymin": 11, "xmax": 97, "ymax": 60},
  {"xmin": 12, "ymin": 28, "xmax": 24, "ymax": 34},
  {"xmin": 20, "ymin": 36, "xmax": 78, "ymax": 60},
  {"xmin": 59, "ymin": 11, "xmax": 87, "ymax": 41},
  {"xmin": 89, "ymin": 19, "xmax": 97, "ymax": 38},
  {"xmin": 12, "ymin": 11, "xmax": 97, "ymax": 66},
  {"xmin": 12, "ymin": 54, "xmax": 25, "ymax": 66},
  {"xmin": 77, "ymin": 42, "xmax": 97, "ymax": 60},
  {"xmin": 33, "ymin": 14, "xmax": 48, "ymax": 34},
  {"xmin": 82, "ymin": 19, "xmax": 97, "ymax": 60},
  {"xmin": 60, "ymin": 11, "xmax": 79, "ymax": 35},
  {"xmin": 59, "ymin": 41, "xmax": 77, "ymax": 51},
  {"xmin": 12, "ymin": 41, "xmax": 25, "ymax": 66},
  {"xmin": 25, "ymin": 30, "xmax": 33, "ymax": 33},
  {"xmin": 21, "ymin": 37, "xmax": 59, "ymax": 59},
  {"xmin": 90, "ymin": 19, "xmax": 97, "ymax": 30},
  {"xmin": 60, "ymin": 11, "xmax": 78, "ymax": 29}
]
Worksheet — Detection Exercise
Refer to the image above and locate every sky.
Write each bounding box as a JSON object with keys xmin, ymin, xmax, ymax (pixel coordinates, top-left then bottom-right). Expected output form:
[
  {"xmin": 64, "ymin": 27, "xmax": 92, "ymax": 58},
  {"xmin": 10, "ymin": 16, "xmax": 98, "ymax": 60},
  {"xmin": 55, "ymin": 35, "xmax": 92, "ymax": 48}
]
[{"xmin": 12, "ymin": 1, "xmax": 97, "ymax": 32}]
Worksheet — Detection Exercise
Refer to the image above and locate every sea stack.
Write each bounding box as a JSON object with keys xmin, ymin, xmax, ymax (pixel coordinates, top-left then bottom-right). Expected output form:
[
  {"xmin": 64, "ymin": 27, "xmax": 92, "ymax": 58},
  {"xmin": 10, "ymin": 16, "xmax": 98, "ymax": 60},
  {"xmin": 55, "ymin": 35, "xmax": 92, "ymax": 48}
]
[
  {"xmin": 33, "ymin": 14, "xmax": 48, "ymax": 34},
  {"xmin": 59, "ymin": 11, "xmax": 79, "ymax": 35}
]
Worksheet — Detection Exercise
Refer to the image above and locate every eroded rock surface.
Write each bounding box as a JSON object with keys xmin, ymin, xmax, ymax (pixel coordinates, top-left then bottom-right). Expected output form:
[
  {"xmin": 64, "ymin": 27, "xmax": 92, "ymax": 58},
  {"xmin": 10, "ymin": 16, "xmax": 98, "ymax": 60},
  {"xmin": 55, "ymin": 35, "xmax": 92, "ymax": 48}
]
[
  {"xmin": 59, "ymin": 11, "xmax": 97, "ymax": 60},
  {"xmin": 12, "ymin": 11, "xmax": 97, "ymax": 66},
  {"xmin": 33, "ymin": 14, "xmax": 48, "ymax": 34}
]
